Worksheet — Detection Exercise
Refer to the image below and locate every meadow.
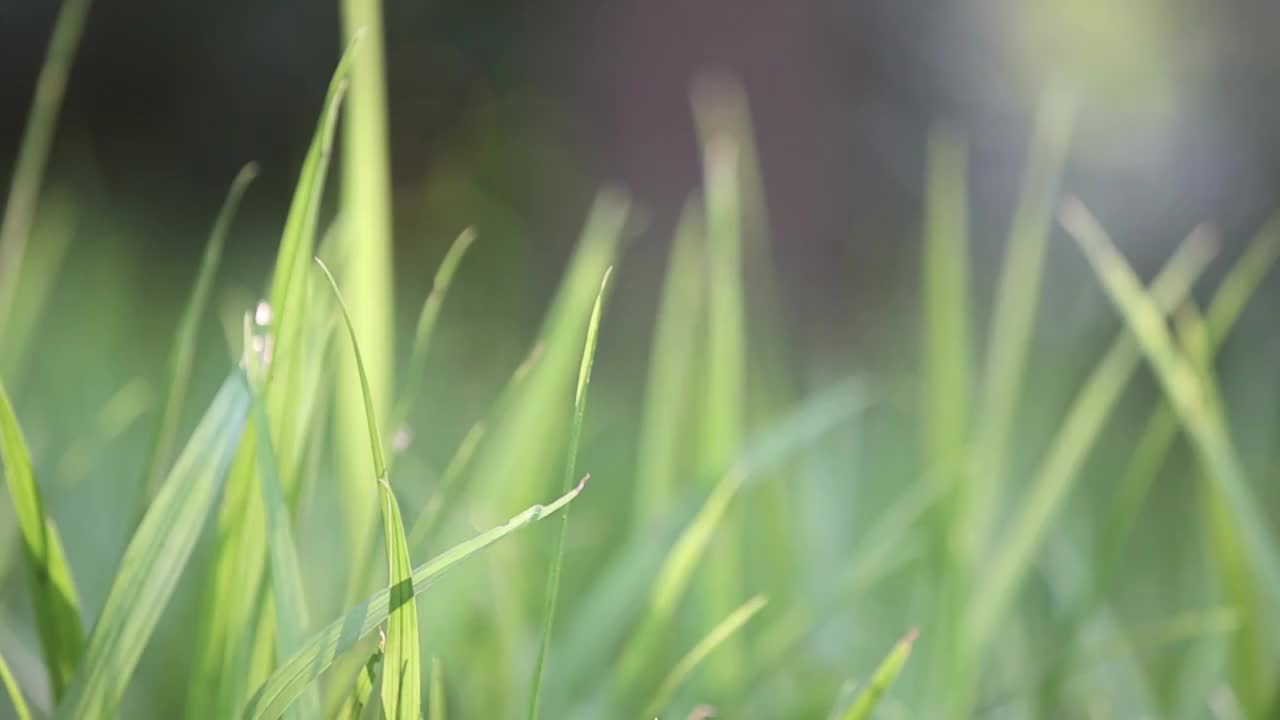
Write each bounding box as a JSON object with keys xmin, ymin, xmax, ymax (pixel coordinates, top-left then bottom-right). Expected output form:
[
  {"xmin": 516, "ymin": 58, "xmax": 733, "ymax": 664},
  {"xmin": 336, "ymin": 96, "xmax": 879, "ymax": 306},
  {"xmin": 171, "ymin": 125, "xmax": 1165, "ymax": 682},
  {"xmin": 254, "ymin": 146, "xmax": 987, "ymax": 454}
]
[{"xmin": 2, "ymin": 4, "xmax": 1279, "ymax": 720}]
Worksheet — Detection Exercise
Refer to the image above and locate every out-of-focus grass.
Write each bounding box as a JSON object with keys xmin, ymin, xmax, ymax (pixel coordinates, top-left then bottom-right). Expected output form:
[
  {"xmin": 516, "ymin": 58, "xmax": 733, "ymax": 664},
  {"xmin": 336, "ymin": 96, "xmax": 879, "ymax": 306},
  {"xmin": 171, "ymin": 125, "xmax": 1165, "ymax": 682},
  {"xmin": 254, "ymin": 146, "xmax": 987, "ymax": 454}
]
[{"xmin": 3, "ymin": 9, "xmax": 1280, "ymax": 720}]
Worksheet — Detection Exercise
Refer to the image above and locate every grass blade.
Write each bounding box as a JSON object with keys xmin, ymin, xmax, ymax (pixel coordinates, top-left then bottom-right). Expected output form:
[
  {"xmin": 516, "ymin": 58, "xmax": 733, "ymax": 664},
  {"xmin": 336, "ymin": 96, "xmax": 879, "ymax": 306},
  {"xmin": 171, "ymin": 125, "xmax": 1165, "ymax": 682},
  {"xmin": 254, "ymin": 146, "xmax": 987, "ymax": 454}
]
[
  {"xmin": 960, "ymin": 91, "xmax": 1075, "ymax": 561},
  {"xmin": 430, "ymin": 657, "xmax": 445, "ymax": 720},
  {"xmin": 0, "ymin": 651, "xmax": 32, "ymax": 720},
  {"xmin": 0, "ymin": 381, "xmax": 84, "ymax": 699},
  {"xmin": 142, "ymin": 163, "xmax": 258, "ymax": 499},
  {"xmin": 317, "ymin": 258, "xmax": 420, "ymax": 720},
  {"xmin": 968, "ymin": 226, "xmax": 1218, "ymax": 656},
  {"xmin": 393, "ymin": 227, "xmax": 477, "ymax": 428},
  {"xmin": 0, "ymin": 0, "xmax": 92, "ymax": 342},
  {"xmin": 527, "ymin": 267, "xmax": 612, "ymax": 720},
  {"xmin": 56, "ymin": 372, "xmax": 250, "ymax": 719},
  {"xmin": 241, "ymin": 479, "xmax": 588, "ymax": 720},
  {"xmin": 1061, "ymin": 198, "xmax": 1280, "ymax": 716},
  {"xmin": 839, "ymin": 628, "xmax": 919, "ymax": 720},
  {"xmin": 642, "ymin": 594, "xmax": 768, "ymax": 719}
]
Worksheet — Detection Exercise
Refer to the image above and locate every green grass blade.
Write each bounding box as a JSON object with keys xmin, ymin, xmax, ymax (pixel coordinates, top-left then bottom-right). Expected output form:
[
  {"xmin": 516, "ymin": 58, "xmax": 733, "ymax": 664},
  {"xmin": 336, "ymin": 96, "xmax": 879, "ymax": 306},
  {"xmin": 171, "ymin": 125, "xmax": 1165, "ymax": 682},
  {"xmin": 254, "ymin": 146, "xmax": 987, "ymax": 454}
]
[
  {"xmin": 430, "ymin": 657, "xmax": 445, "ymax": 720},
  {"xmin": 0, "ymin": 0, "xmax": 92, "ymax": 342},
  {"xmin": 634, "ymin": 200, "xmax": 706, "ymax": 526},
  {"xmin": 839, "ymin": 629, "xmax": 919, "ymax": 720},
  {"xmin": 642, "ymin": 594, "xmax": 768, "ymax": 719},
  {"xmin": 960, "ymin": 91, "xmax": 1075, "ymax": 561},
  {"xmin": 0, "ymin": 651, "xmax": 32, "ymax": 720},
  {"xmin": 527, "ymin": 267, "xmax": 612, "ymax": 720},
  {"xmin": 0, "ymin": 185, "xmax": 75, "ymax": 382},
  {"xmin": 243, "ymin": 317, "xmax": 319, "ymax": 720},
  {"xmin": 393, "ymin": 227, "xmax": 477, "ymax": 429},
  {"xmin": 967, "ymin": 226, "xmax": 1218, "ymax": 655},
  {"xmin": 317, "ymin": 258, "xmax": 420, "ymax": 720},
  {"xmin": 921, "ymin": 128, "xmax": 972, "ymax": 482},
  {"xmin": 0, "ymin": 381, "xmax": 84, "ymax": 699},
  {"xmin": 1061, "ymin": 199, "xmax": 1280, "ymax": 716},
  {"xmin": 241, "ymin": 480, "xmax": 587, "ymax": 720},
  {"xmin": 337, "ymin": 648, "xmax": 382, "ymax": 719},
  {"xmin": 143, "ymin": 163, "xmax": 258, "ymax": 499},
  {"xmin": 56, "ymin": 372, "xmax": 250, "ymax": 719}
]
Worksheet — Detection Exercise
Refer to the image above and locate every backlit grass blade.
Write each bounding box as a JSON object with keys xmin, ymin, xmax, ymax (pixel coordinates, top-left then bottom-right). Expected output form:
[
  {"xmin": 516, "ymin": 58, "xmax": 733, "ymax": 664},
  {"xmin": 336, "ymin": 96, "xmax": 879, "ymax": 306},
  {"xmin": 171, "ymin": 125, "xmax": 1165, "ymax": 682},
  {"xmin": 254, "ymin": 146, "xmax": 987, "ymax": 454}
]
[
  {"xmin": 642, "ymin": 594, "xmax": 768, "ymax": 719},
  {"xmin": 527, "ymin": 268, "xmax": 612, "ymax": 720},
  {"xmin": 634, "ymin": 200, "xmax": 706, "ymax": 526},
  {"xmin": 241, "ymin": 480, "xmax": 588, "ymax": 720},
  {"xmin": 0, "ymin": 651, "xmax": 31, "ymax": 720},
  {"xmin": 243, "ymin": 316, "xmax": 319, "ymax": 720},
  {"xmin": 430, "ymin": 657, "xmax": 445, "ymax": 720},
  {"xmin": 0, "ymin": 0, "xmax": 92, "ymax": 342},
  {"xmin": 336, "ymin": 0, "xmax": 397, "ymax": 609},
  {"xmin": 318, "ymin": 258, "xmax": 420, "ymax": 720},
  {"xmin": 56, "ymin": 372, "xmax": 250, "ymax": 719},
  {"xmin": 960, "ymin": 91, "xmax": 1075, "ymax": 562},
  {"xmin": 393, "ymin": 227, "xmax": 476, "ymax": 428},
  {"xmin": 0, "ymin": 381, "xmax": 83, "ymax": 699},
  {"xmin": 967, "ymin": 226, "xmax": 1218, "ymax": 656},
  {"xmin": 337, "ymin": 648, "xmax": 381, "ymax": 719},
  {"xmin": 1062, "ymin": 199, "xmax": 1280, "ymax": 716},
  {"xmin": 838, "ymin": 628, "xmax": 918, "ymax": 720},
  {"xmin": 142, "ymin": 164, "xmax": 258, "ymax": 500}
]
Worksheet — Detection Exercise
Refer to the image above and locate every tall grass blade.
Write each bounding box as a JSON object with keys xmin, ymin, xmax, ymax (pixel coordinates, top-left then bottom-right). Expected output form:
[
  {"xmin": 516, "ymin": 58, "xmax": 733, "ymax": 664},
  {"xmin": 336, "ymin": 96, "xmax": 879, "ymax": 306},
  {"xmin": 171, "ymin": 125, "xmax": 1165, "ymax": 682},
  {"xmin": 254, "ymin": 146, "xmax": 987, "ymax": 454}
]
[
  {"xmin": 0, "ymin": 186, "xmax": 75, "ymax": 382},
  {"xmin": 960, "ymin": 91, "xmax": 1075, "ymax": 561},
  {"xmin": 527, "ymin": 268, "xmax": 612, "ymax": 720},
  {"xmin": 430, "ymin": 656, "xmax": 445, "ymax": 720},
  {"xmin": 838, "ymin": 628, "xmax": 919, "ymax": 720},
  {"xmin": 634, "ymin": 201, "xmax": 706, "ymax": 526},
  {"xmin": 241, "ymin": 479, "xmax": 588, "ymax": 720},
  {"xmin": 143, "ymin": 163, "xmax": 258, "ymax": 499},
  {"xmin": 0, "ymin": 0, "xmax": 92, "ymax": 342},
  {"xmin": 968, "ymin": 226, "xmax": 1218, "ymax": 655},
  {"xmin": 1062, "ymin": 199, "xmax": 1280, "ymax": 716},
  {"xmin": 318, "ymin": 258, "xmax": 421, "ymax": 720},
  {"xmin": 56, "ymin": 373, "xmax": 250, "ymax": 719},
  {"xmin": 0, "ymin": 651, "xmax": 32, "ymax": 720},
  {"xmin": 336, "ymin": 0, "xmax": 397, "ymax": 607},
  {"xmin": 0, "ymin": 381, "xmax": 83, "ymax": 699},
  {"xmin": 642, "ymin": 594, "xmax": 768, "ymax": 719}
]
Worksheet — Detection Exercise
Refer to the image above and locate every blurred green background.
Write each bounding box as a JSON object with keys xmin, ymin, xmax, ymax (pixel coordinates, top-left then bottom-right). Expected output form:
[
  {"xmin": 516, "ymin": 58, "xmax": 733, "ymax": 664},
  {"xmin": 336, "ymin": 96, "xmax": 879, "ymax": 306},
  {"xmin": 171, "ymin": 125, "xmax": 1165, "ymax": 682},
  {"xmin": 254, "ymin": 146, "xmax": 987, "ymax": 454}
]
[{"xmin": 2, "ymin": 1, "xmax": 1280, "ymax": 719}]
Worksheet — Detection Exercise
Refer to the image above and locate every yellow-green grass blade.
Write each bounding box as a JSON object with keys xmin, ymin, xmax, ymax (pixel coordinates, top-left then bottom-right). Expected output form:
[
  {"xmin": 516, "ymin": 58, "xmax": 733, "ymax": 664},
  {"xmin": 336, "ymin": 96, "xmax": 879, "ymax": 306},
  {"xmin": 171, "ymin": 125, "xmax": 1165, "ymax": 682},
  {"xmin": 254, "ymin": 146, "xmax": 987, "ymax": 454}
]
[
  {"xmin": 393, "ymin": 227, "xmax": 477, "ymax": 430},
  {"xmin": 1095, "ymin": 214, "xmax": 1280, "ymax": 597},
  {"xmin": 56, "ymin": 372, "xmax": 250, "ymax": 719},
  {"xmin": 642, "ymin": 594, "xmax": 768, "ymax": 719},
  {"xmin": 318, "ymin": 258, "xmax": 420, "ymax": 720},
  {"xmin": 142, "ymin": 164, "xmax": 258, "ymax": 500},
  {"xmin": 0, "ymin": 381, "xmax": 83, "ymax": 699},
  {"xmin": 0, "ymin": 650, "xmax": 31, "ymax": 720},
  {"xmin": 634, "ymin": 200, "xmax": 706, "ymax": 525},
  {"xmin": 838, "ymin": 629, "xmax": 919, "ymax": 720},
  {"xmin": 188, "ymin": 40, "xmax": 356, "ymax": 716},
  {"xmin": 0, "ymin": 0, "xmax": 92, "ymax": 342},
  {"xmin": 336, "ymin": 0, "xmax": 397, "ymax": 609},
  {"xmin": 241, "ymin": 480, "xmax": 588, "ymax": 720},
  {"xmin": 1062, "ymin": 199, "xmax": 1280, "ymax": 716},
  {"xmin": 959, "ymin": 91, "xmax": 1075, "ymax": 563},
  {"xmin": 527, "ymin": 268, "xmax": 612, "ymax": 720},
  {"xmin": 243, "ymin": 317, "xmax": 319, "ymax": 720},
  {"xmin": 430, "ymin": 657, "xmax": 445, "ymax": 720},
  {"xmin": 406, "ymin": 341, "xmax": 544, "ymax": 555},
  {"xmin": 966, "ymin": 226, "xmax": 1218, "ymax": 661},
  {"xmin": 338, "ymin": 648, "xmax": 381, "ymax": 719}
]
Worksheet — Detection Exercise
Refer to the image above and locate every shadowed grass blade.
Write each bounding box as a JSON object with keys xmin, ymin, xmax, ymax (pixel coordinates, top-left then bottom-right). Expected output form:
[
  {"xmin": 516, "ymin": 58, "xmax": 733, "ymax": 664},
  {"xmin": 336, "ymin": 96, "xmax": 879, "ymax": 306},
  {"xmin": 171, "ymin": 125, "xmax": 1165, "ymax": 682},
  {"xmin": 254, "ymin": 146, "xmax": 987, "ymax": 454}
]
[
  {"xmin": 318, "ymin": 258, "xmax": 420, "ymax": 720},
  {"xmin": 1062, "ymin": 199, "xmax": 1280, "ymax": 716},
  {"xmin": 967, "ymin": 226, "xmax": 1218, "ymax": 657},
  {"xmin": 642, "ymin": 594, "xmax": 768, "ymax": 719},
  {"xmin": 527, "ymin": 267, "xmax": 612, "ymax": 720},
  {"xmin": 241, "ymin": 479, "xmax": 587, "ymax": 720},
  {"xmin": 143, "ymin": 163, "xmax": 258, "ymax": 500},
  {"xmin": 0, "ymin": 0, "xmax": 92, "ymax": 342},
  {"xmin": 838, "ymin": 629, "xmax": 918, "ymax": 720},
  {"xmin": 0, "ymin": 381, "xmax": 83, "ymax": 699},
  {"xmin": 56, "ymin": 372, "xmax": 250, "ymax": 719},
  {"xmin": 0, "ymin": 651, "xmax": 31, "ymax": 720}
]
